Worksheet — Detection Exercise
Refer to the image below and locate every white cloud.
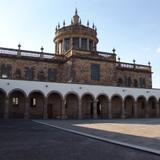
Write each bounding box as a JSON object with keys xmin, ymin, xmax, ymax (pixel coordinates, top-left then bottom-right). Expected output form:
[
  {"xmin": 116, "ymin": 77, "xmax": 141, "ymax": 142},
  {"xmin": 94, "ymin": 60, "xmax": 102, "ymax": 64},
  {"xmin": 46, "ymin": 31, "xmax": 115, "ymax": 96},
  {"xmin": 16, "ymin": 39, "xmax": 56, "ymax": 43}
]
[{"xmin": 156, "ymin": 48, "xmax": 160, "ymax": 53}]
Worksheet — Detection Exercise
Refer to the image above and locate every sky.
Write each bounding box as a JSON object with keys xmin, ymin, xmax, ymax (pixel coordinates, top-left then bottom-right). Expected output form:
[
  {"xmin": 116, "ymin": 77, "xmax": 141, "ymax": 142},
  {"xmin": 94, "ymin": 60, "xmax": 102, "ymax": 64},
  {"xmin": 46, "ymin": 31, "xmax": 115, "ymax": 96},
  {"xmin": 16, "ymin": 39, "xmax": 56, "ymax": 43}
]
[{"xmin": 0, "ymin": 0, "xmax": 160, "ymax": 88}]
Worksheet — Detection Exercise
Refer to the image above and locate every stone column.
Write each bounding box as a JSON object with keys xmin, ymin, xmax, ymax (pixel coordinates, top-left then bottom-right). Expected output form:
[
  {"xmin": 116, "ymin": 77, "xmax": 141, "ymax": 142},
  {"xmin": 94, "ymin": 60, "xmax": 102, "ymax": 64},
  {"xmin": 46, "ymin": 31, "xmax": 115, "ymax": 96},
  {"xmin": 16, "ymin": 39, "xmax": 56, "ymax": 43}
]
[
  {"xmin": 4, "ymin": 96, "xmax": 9, "ymax": 119},
  {"xmin": 87, "ymin": 39, "xmax": 89, "ymax": 50},
  {"xmin": 70, "ymin": 38, "xmax": 73, "ymax": 49},
  {"xmin": 121, "ymin": 101, "xmax": 126, "ymax": 119},
  {"xmin": 156, "ymin": 102, "xmax": 160, "ymax": 118},
  {"xmin": 79, "ymin": 38, "xmax": 81, "ymax": 49},
  {"xmin": 62, "ymin": 38, "xmax": 65, "ymax": 52},
  {"xmin": 61, "ymin": 99, "xmax": 66, "ymax": 119},
  {"xmin": 93, "ymin": 100, "xmax": 97, "ymax": 119},
  {"xmin": 43, "ymin": 98, "xmax": 48, "ymax": 119},
  {"xmin": 108, "ymin": 100, "xmax": 112, "ymax": 119},
  {"xmin": 145, "ymin": 102, "xmax": 149, "ymax": 118},
  {"xmin": 133, "ymin": 101, "xmax": 138, "ymax": 118},
  {"xmin": 24, "ymin": 97, "xmax": 30, "ymax": 119},
  {"xmin": 78, "ymin": 100, "xmax": 82, "ymax": 119}
]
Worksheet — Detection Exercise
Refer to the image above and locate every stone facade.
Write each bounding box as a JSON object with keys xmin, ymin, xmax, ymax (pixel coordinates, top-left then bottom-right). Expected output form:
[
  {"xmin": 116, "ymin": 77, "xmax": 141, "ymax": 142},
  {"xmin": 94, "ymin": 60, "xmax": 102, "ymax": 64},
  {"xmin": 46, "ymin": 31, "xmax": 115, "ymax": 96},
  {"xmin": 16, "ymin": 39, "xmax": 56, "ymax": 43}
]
[{"xmin": 0, "ymin": 9, "xmax": 155, "ymax": 120}]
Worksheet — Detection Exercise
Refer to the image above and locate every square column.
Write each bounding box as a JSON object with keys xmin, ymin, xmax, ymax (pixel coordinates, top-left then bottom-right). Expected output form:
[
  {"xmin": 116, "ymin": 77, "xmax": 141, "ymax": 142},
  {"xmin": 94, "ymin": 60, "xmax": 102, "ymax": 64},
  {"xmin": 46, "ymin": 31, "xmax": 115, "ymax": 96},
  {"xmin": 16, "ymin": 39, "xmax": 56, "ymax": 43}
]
[
  {"xmin": 4, "ymin": 97, "xmax": 9, "ymax": 119},
  {"xmin": 24, "ymin": 97, "xmax": 30, "ymax": 119},
  {"xmin": 78, "ymin": 100, "xmax": 82, "ymax": 119},
  {"xmin": 61, "ymin": 99, "xmax": 66, "ymax": 119},
  {"xmin": 43, "ymin": 98, "xmax": 48, "ymax": 119},
  {"xmin": 93, "ymin": 100, "xmax": 97, "ymax": 119},
  {"xmin": 156, "ymin": 102, "xmax": 160, "ymax": 118},
  {"xmin": 133, "ymin": 102, "xmax": 138, "ymax": 118},
  {"xmin": 108, "ymin": 101, "xmax": 112, "ymax": 119},
  {"xmin": 121, "ymin": 101, "xmax": 126, "ymax": 119},
  {"xmin": 145, "ymin": 102, "xmax": 149, "ymax": 118}
]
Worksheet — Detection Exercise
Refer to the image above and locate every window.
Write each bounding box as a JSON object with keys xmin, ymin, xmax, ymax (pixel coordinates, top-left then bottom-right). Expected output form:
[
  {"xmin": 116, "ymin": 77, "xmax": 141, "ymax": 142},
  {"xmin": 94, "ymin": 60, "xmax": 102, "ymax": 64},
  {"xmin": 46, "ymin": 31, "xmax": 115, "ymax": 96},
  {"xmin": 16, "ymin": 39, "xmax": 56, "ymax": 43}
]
[
  {"xmin": 48, "ymin": 68, "xmax": 57, "ymax": 82},
  {"xmin": 128, "ymin": 77, "xmax": 132, "ymax": 87},
  {"xmin": 37, "ymin": 71, "xmax": 45, "ymax": 81},
  {"xmin": 91, "ymin": 64, "xmax": 100, "ymax": 81},
  {"xmin": 89, "ymin": 40, "xmax": 93, "ymax": 51},
  {"xmin": 133, "ymin": 79, "xmax": 138, "ymax": 87},
  {"xmin": 73, "ymin": 37, "xmax": 79, "ymax": 49},
  {"xmin": 1, "ymin": 64, "xmax": 12, "ymax": 79},
  {"xmin": 31, "ymin": 98, "xmax": 36, "ymax": 107},
  {"xmin": 81, "ymin": 38, "xmax": 87, "ymax": 50},
  {"xmin": 15, "ymin": 69, "xmax": 21, "ymax": 79},
  {"xmin": 12, "ymin": 97, "xmax": 19, "ymax": 107},
  {"xmin": 124, "ymin": 76, "xmax": 128, "ymax": 86},
  {"xmin": 64, "ymin": 38, "xmax": 70, "ymax": 51},
  {"xmin": 25, "ymin": 67, "xmax": 34, "ymax": 80},
  {"xmin": 117, "ymin": 78, "xmax": 123, "ymax": 86}
]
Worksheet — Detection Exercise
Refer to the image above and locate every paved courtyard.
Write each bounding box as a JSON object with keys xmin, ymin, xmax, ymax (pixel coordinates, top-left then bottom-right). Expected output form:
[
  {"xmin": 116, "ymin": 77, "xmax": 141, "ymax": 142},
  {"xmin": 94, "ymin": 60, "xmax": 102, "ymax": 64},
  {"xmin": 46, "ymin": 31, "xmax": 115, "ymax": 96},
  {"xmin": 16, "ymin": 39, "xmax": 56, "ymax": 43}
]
[
  {"xmin": 0, "ymin": 120, "xmax": 160, "ymax": 160},
  {"xmin": 35, "ymin": 118, "xmax": 160, "ymax": 154}
]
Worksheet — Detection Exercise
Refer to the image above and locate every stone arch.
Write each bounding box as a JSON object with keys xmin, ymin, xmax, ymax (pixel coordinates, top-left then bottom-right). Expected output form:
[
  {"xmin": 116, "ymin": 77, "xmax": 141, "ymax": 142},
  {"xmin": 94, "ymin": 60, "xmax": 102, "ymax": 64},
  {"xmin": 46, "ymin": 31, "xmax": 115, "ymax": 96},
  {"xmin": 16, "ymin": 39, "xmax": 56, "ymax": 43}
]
[
  {"xmin": 47, "ymin": 91, "xmax": 63, "ymax": 119},
  {"xmin": 0, "ymin": 89, "xmax": 6, "ymax": 118},
  {"xmin": 111, "ymin": 94, "xmax": 123, "ymax": 118},
  {"xmin": 96, "ymin": 94, "xmax": 109, "ymax": 118},
  {"xmin": 28, "ymin": 90, "xmax": 45, "ymax": 119},
  {"xmin": 124, "ymin": 95, "xmax": 135, "ymax": 118},
  {"xmin": 8, "ymin": 89, "xmax": 26, "ymax": 118},
  {"xmin": 148, "ymin": 96, "xmax": 157, "ymax": 118},
  {"xmin": 81, "ymin": 93, "xmax": 95, "ymax": 119},
  {"xmin": 137, "ymin": 96, "xmax": 147, "ymax": 118},
  {"xmin": 65, "ymin": 92, "xmax": 79, "ymax": 119}
]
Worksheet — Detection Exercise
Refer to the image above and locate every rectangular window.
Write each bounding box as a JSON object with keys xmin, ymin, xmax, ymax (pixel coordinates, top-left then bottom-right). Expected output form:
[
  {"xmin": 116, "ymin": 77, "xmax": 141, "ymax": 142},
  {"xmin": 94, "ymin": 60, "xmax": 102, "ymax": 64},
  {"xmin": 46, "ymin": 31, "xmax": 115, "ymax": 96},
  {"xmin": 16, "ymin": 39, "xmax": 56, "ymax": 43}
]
[
  {"xmin": 73, "ymin": 37, "xmax": 79, "ymax": 49},
  {"xmin": 81, "ymin": 38, "xmax": 87, "ymax": 50},
  {"xmin": 12, "ymin": 97, "xmax": 19, "ymax": 107},
  {"xmin": 64, "ymin": 38, "xmax": 70, "ymax": 51},
  {"xmin": 31, "ymin": 98, "xmax": 36, "ymax": 107},
  {"xmin": 91, "ymin": 64, "xmax": 100, "ymax": 81},
  {"xmin": 48, "ymin": 68, "xmax": 57, "ymax": 82}
]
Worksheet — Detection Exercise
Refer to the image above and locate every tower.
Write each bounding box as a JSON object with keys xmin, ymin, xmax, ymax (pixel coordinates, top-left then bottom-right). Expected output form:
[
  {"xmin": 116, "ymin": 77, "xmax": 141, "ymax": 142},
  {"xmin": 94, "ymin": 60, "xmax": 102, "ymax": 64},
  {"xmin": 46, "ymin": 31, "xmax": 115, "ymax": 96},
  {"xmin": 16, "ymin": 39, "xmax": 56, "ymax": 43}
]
[{"xmin": 54, "ymin": 9, "xmax": 98, "ymax": 55}]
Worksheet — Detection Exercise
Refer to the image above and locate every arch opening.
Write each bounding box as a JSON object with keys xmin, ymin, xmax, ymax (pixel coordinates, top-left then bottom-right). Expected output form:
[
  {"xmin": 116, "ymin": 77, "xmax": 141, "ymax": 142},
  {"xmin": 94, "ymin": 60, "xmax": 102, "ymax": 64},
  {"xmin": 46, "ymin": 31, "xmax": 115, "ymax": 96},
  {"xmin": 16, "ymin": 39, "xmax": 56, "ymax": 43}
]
[
  {"xmin": 124, "ymin": 96, "xmax": 134, "ymax": 118},
  {"xmin": 111, "ymin": 95, "xmax": 122, "ymax": 118},
  {"xmin": 0, "ymin": 90, "xmax": 6, "ymax": 118},
  {"xmin": 29, "ymin": 91, "xmax": 44, "ymax": 119},
  {"xmin": 9, "ymin": 90, "xmax": 26, "ymax": 118},
  {"xmin": 81, "ymin": 94, "xmax": 94, "ymax": 119},
  {"xmin": 47, "ymin": 92, "xmax": 62, "ymax": 119}
]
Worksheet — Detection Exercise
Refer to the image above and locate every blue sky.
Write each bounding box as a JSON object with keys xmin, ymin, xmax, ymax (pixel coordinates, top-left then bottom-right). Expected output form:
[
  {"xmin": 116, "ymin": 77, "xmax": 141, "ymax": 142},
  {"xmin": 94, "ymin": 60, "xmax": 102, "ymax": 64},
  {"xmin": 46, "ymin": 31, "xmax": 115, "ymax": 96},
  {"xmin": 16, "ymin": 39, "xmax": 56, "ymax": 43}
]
[{"xmin": 0, "ymin": 0, "xmax": 160, "ymax": 88}]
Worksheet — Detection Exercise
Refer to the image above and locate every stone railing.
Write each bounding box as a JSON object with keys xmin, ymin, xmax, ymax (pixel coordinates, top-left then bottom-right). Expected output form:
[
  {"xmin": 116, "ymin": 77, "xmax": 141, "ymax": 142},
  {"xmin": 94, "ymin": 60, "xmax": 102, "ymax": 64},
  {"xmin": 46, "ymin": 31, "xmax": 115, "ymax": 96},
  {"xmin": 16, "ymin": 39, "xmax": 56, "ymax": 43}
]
[
  {"xmin": 0, "ymin": 47, "xmax": 65, "ymax": 60},
  {"xmin": 116, "ymin": 61, "xmax": 151, "ymax": 71}
]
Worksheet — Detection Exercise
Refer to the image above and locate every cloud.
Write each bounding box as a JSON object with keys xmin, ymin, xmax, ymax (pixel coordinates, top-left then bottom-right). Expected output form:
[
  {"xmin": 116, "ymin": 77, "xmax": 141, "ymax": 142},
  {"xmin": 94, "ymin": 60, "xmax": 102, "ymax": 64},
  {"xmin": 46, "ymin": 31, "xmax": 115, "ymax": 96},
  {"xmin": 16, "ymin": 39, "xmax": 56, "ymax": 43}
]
[{"xmin": 156, "ymin": 48, "xmax": 160, "ymax": 53}]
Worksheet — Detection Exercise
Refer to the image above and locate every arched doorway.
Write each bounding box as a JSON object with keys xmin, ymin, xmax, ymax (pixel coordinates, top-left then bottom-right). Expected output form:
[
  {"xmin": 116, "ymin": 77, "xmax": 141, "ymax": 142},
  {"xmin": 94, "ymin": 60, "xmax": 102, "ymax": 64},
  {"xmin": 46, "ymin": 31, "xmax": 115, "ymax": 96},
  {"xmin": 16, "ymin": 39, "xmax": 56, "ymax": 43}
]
[
  {"xmin": 29, "ymin": 91, "xmax": 44, "ymax": 119},
  {"xmin": 124, "ymin": 96, "xmax": 135, "ymax": 118},
  {"xmin": 111, "ymin": 95, "xmax": 122, "ymax": 118},
  {"xmin": 65, "ymin": 93, "xmax": 79, "ymax": 119},
  {"xmin": 137, "ymin": 96, "xmax": 146, "ymax": 118},
  {"xmin": 47, "ymin": 92, "xmax": 62, "ymax": 119},
  {"xmin": 96, "ymin": 94, "xmax": 108, "ymax": 118},
  {"xmin": 9, "ymin": 89, "xmax": 26, "ymax": 118},
  {"xmin": 148, "ymin": 96, "xmax": 157, "ymax": 118},
  {"xmin": 0, "ymin": 89, "xmax": 6, "ymax": 118},
  {"xmin": 81, "ymin": 93, "xmax": 94, "ymax": 119}
]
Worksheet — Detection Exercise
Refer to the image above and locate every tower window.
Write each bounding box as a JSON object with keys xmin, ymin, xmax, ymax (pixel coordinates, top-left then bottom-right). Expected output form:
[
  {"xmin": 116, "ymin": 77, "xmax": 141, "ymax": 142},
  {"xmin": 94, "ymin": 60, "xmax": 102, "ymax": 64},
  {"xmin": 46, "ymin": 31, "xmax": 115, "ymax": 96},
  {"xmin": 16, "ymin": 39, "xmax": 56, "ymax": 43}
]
[
  {"xmin": 91, "ymin": 64, "xmax": 100, "ymax": 81},
  {"xmin": 81, "ymin": 38, "xmax": 87, "ymax": 50},
  {"xmin": 73, "ymin": 37, "xmax": 79, "ymax": 49},
  {"xmin": 89, "ymin": 40, "xmax": 93, "ymax": 51},
  {"xmin": 64, "ymin": 38, "xmax": 70, "ymax": 51}
]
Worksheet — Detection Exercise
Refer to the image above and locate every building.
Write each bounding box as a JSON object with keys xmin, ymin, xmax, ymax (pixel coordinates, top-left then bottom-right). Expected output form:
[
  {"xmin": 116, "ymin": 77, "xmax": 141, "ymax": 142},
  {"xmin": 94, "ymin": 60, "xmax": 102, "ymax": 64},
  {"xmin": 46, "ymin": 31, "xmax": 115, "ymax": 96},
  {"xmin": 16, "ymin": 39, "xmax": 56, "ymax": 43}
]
[{"xmin": 0, "ymin": 9, "xmax": 159, "ymax": 119}]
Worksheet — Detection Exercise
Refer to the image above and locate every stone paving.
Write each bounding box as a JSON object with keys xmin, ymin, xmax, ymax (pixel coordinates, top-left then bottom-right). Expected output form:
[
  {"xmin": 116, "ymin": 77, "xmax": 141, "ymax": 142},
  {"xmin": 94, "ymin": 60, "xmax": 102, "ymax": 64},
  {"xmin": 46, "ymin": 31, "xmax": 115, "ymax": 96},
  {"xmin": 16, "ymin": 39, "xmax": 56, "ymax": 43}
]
[{"xmin": 36, "ymin": 118, "xmax": 160, "ymax": 154}]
